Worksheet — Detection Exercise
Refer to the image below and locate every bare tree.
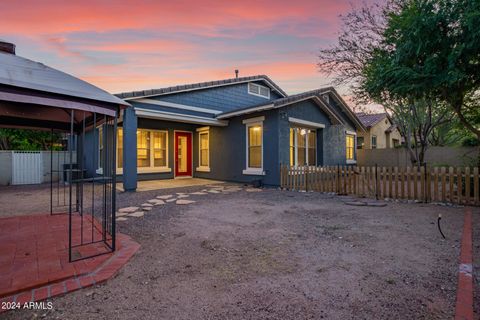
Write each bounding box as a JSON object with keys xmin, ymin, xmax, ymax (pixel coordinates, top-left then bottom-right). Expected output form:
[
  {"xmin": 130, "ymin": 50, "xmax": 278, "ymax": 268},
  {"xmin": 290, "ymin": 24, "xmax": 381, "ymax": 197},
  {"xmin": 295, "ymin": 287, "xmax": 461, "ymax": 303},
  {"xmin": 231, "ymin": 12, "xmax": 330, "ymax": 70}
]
[{"xmin": 318, "ymin": 1, "xmax": 449, "ymax": 166}]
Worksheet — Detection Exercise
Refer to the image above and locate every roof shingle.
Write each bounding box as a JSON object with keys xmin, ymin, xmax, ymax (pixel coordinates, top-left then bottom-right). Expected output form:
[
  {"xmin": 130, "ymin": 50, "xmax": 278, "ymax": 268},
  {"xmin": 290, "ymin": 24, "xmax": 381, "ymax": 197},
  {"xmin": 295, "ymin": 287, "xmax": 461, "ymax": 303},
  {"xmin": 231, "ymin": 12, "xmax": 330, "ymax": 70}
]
[{"xmin": 355, "ymin": 112, "xmax": 388, "ymax": 128}]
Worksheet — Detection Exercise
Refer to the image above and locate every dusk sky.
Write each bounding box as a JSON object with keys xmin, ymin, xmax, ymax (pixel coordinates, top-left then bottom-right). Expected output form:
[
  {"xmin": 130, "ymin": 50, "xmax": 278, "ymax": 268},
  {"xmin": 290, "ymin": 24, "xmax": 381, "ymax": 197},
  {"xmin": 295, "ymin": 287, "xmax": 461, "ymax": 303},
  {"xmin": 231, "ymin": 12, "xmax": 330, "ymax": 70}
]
[{"xmin": 1, "ymin": 0, "xmax": 373, "ymax": 106}]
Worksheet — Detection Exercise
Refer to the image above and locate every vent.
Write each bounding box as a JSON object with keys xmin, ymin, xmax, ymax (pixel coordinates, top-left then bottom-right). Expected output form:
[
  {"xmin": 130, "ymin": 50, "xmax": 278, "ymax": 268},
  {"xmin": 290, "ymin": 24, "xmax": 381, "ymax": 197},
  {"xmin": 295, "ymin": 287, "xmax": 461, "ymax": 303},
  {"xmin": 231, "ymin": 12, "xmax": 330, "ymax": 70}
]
[
  {"xmin": 0, "ymin": 41, "xmax": 15, "ymax": 55},
  {"xmin": 322, "ymin": 94, "xmax": 329, "ymax": 103}
]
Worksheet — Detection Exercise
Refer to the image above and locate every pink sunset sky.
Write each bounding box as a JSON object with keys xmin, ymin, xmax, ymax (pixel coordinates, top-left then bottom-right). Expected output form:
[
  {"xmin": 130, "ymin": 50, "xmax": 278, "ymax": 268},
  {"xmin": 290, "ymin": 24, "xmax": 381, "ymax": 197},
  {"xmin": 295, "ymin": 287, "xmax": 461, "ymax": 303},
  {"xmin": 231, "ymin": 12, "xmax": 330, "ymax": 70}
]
[{"xmin": 1, "ymin": 0, "xmax": 379, "ymax": 109}]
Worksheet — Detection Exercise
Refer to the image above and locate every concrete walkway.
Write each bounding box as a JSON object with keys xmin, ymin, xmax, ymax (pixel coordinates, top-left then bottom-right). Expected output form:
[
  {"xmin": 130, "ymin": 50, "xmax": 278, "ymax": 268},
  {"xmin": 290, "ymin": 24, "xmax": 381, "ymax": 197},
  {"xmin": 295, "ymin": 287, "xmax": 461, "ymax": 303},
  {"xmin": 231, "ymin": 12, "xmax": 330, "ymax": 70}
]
[{"xmin": 116, "ymin": 178, "xmax": 224, "ymax": 192}]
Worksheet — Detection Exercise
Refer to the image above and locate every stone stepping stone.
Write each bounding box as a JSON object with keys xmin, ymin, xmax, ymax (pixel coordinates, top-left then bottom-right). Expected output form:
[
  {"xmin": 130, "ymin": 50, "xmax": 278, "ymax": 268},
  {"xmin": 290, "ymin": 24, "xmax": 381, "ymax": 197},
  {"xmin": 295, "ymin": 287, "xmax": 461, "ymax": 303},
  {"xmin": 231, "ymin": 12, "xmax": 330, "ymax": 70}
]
[
  {"xmin": 176, "ymin": 199, "xmax": 196, "ymax": 205},
  {"xmin": 143, "ymin": 207, "xmax": 152, "ymax": 211},
  {"xmin": 245, "ymin": 188, "xmax": 262, "ymax": 192},
  {"xmin": 366, "ymin": 202, "xmax": 388, "ymax": 207},
  {"xmin": 128, "ymin": 211, "xmax": 144, "ymax": 217},
  {"xmin": 177, "ymin": 194, "xmax": 189, "ymax": 198},
  {"xmin": 116, "ymin": 211, "xmax": 130, "ymax": 217},
  {"xmin": 148, "ymin": 199, "xmax": 165, "ymax": 205},
  {"xmin": 118, "ymin": 206, "xmax": 140, "ymax": 213},
  {"xmin": 157, "ymin": 195, "xmax": 173, "ymax": 200},
  {"xmin": 176, "ymin": 192, "xmax": 187, "ymax": 195},
  {"xmin": 190, "ymin": 192, "xmax": 208, "ymax": 195},
  {"xmin": 208, "ymin": 190, "xmax": 221, "ymax": 193},
  {"xmin": 344, "ymin": 201, "xmax": 367, "ymax": 206},
  {"xmin": 141, "ymin": 203, "xmax": 153, "ymax": 207},
  {"xmin": 116, "ymin": 217, "xmax": 128, "ymax": 222},
  {"xmin": 166, "ymin": 198, "xmax": 177, "ymax": 203}
]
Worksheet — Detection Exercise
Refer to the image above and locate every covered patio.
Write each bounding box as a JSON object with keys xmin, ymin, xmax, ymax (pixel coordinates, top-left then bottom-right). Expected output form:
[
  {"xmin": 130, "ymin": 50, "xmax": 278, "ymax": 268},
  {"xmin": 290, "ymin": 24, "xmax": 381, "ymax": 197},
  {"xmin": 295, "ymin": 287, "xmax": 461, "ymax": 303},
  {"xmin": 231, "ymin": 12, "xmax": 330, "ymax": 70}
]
[{"xmin": 0, "ymin": 40, "xmax": 139, "ymax": 309}]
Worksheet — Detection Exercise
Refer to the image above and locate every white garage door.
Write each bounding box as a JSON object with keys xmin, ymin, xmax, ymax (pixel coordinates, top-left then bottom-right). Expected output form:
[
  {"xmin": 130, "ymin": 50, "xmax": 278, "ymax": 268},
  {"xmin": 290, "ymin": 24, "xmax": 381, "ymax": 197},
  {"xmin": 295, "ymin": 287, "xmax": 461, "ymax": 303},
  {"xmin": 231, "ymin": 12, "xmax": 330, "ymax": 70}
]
[{"xmin": 12, "ymin": 151, "xmax": 43, "ymax": 185}]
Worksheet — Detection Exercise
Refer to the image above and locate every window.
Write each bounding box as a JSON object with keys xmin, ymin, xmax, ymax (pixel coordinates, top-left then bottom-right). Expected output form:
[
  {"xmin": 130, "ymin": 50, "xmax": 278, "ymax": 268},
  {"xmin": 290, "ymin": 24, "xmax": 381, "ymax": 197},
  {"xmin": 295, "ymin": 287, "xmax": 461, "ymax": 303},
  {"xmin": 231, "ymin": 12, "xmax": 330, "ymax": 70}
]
[
  {"xmin": 392, "ymin": 139, "xmax": 399, "ymax": 147},
  {"xmin": 153, "ymin": 131, "xmax": 167, "ymax": 167},
  {"xmin": 289, "ymin": 128, "xmax": 296, "ymax": 166},
  {"xmin": 243, "ymin": 116, "xmax": 264, "ymax": 175},
  {"xmin": 117, "ymin": 128, "xmax": 123, "ymax": 169},
  {"xmin": 289, "ymin": 127, "xmax": 316, "ymax": 166},
  {"xmin": 248, "ymin": 83, "xmax": 270, "ymax": 99},
  {"xmin": 97, "ymin": 126, "xmax": 104, "ymax": 172},
  {"xmin": 131, "ymin": 129, "xmax": 169, "ymax": 172},
  {"xmin": 308, "ymin": 131, "xmax": 316, "ymax": 165},
  {"xmin": 196, "ymin": 127, "xmax": 210, "ymax": 172},
  {"xmin": 346, "ymin": 134, "xmax": 355, "ymax": 161},
  {"xmin": 248, "ymin": 125, "xmax": 262, "ymax": 167},
  {"xmin": 356, "ymin": 136, "xmax": 364, "ymax": 149},
  {"xmin": 137, "ymin": 130, "xmax": 150, "ymax": 167},
  {"xmin": 371, "ymin": 135, "xmax": 377, "ymax": 149}
]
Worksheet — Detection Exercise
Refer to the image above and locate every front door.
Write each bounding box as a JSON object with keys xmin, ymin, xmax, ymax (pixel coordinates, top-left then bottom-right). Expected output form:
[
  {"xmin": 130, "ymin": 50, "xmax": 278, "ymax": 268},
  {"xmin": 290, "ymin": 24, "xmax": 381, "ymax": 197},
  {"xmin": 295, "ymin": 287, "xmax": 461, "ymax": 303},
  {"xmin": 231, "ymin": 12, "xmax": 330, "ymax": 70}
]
[{"xmin": 174, "ymin": 132, "xmax": 192, "ymax": 177}]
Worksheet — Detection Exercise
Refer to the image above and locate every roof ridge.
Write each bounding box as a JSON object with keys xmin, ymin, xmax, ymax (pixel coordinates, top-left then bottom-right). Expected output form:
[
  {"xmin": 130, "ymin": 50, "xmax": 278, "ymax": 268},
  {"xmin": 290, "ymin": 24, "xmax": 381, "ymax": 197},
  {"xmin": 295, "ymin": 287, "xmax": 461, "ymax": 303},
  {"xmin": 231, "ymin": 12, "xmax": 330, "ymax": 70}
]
[{"xmin": 115, "ymin": 74, "xmax": 287, "ymax": 99}]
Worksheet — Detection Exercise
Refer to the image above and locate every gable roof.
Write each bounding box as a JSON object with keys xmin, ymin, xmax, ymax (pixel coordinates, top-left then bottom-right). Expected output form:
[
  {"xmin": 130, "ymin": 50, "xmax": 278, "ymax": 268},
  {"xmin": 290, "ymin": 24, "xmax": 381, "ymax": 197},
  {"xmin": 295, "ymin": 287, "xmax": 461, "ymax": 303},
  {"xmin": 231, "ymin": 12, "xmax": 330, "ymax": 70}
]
[
  {"xmin": 217, "ymin": 87, "xmax": 366, "ymax": 131},
  {"xmin": 355, "ymin": 112, "xmax": 389, "ymax": 128},
  {"xmin": 116, "ymin": 75, "xmax": 287, "ymax": 100}
]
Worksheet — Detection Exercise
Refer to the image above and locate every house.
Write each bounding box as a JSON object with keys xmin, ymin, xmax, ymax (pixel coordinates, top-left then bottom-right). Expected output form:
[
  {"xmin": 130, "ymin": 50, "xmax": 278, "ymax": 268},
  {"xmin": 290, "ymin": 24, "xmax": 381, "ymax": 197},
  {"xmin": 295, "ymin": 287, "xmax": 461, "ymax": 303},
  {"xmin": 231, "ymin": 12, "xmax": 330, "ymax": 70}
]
[
  {"xmin": 93, "ymin": 75, "xmax": 366, "ymax": 191},
  {"xmin": 355, "ymin": 112, "xmax": 402, "ymax": 149}
]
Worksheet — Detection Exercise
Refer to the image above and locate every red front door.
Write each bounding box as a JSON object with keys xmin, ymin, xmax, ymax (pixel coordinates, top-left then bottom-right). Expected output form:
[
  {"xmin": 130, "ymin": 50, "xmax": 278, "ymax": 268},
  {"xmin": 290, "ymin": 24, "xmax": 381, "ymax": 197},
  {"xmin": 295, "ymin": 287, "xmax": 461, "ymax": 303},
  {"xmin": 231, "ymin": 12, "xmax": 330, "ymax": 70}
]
[{"xmin": 174, "ymin": 132, "xmax": 192, "ymax": 177}]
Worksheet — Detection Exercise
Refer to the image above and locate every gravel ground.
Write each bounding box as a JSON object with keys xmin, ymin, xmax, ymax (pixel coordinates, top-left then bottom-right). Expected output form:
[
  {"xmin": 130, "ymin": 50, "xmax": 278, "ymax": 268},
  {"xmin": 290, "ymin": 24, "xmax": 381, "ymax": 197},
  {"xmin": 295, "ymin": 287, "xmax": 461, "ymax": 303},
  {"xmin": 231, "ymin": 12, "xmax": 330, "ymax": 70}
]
[{"xmin": 2, "ymin": 184, "xmax": 477, "ymax": 319}]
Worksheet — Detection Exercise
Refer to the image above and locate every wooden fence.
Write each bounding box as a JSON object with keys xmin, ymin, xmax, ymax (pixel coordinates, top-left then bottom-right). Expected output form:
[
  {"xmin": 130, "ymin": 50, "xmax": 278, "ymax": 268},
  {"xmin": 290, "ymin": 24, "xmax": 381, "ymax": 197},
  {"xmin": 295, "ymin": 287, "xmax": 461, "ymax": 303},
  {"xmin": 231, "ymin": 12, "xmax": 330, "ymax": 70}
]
[{"xmin": 280, "ymin": 164, "xmax": 480, "ymax": 206}]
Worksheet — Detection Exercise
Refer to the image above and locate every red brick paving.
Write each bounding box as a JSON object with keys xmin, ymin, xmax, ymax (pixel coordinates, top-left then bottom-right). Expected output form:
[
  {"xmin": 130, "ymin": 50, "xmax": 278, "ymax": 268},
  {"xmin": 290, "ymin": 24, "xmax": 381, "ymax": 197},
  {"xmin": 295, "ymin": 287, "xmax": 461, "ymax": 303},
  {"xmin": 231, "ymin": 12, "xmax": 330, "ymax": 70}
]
[
  {"xmin": 0, "ymin": 213, "xmax": 139, "ymax": 314},
  {"xmin": 455, "ymin": 207, "xmax": 474, "ymax": 320}
]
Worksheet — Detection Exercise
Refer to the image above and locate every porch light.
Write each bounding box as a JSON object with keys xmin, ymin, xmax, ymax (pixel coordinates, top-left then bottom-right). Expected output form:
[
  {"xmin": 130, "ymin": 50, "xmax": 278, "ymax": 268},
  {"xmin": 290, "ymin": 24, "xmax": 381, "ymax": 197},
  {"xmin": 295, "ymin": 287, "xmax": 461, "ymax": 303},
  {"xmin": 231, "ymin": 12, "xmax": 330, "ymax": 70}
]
[{"xmin": 300, "ymin": 129, "xmax": 307, "ymax": 135}]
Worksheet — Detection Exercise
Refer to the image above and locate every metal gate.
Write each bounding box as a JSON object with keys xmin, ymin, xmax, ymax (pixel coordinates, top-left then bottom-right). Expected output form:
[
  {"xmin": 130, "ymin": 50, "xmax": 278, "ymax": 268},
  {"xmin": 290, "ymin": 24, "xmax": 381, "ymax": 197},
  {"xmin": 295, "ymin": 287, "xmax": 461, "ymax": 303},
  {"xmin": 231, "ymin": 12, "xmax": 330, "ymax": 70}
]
[
  {"xmin": 12, "ymin": 151, "xmax": 43, "ymax": 185},
  {"xmin": 48, "ymin": 111, "xmax": 117, "ymax": 262}
]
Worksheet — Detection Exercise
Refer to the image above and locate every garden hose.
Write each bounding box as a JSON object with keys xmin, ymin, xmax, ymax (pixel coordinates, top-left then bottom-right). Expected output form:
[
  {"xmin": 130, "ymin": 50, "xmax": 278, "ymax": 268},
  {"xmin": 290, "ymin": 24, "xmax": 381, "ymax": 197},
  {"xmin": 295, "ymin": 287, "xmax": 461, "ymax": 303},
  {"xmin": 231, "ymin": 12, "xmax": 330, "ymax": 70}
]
[{"xmin": 437, "ymin": 214, "xmax": 446, "ymax": 239}]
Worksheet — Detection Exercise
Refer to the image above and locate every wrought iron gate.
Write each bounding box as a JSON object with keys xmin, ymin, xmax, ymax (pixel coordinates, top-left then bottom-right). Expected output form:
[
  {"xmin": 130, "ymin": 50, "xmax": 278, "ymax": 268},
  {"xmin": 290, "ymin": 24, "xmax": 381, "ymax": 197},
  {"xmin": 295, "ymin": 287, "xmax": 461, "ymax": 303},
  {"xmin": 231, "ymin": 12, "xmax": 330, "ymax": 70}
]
[{"xmin": 50, "ymin": 110, "xmax": 117, "ymax": 262}]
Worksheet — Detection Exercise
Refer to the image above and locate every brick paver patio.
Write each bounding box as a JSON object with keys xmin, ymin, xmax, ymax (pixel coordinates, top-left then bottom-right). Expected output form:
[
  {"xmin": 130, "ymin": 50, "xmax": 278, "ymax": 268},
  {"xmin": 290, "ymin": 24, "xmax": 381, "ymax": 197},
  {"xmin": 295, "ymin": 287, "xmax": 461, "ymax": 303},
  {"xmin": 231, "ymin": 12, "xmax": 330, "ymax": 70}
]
[{"xmin": 0, "ymin": 213, "xmax": 139, "ymax": 312}]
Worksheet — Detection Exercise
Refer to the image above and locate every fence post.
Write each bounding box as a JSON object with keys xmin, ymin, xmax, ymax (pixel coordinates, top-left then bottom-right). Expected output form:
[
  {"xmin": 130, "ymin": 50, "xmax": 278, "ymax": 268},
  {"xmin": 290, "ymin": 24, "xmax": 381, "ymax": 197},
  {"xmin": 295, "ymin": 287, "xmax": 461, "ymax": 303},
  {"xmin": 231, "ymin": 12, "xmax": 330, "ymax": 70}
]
[
  {"xmin": 375, "ymin": 164, "xmax": 378, "ymax": 200},
  {"xmin": 305, "ymin": 166, "xmax": 309, "ymax": 192},
  {"xmin": 423, "ymin": 162, "xmax": 430, "ymax": 203},
  {"xmin": 336, "ymin": 165, "xmax": 340, "ymax": 194}
]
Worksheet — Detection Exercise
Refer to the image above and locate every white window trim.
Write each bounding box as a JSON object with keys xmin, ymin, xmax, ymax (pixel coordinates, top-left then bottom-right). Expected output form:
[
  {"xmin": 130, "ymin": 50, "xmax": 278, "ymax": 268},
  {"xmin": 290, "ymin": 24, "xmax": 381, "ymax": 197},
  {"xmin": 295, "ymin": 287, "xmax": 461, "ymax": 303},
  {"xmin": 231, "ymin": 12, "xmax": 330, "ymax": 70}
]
[
  {"xmin": 196, "ymin": 127, "xmax": 210, "ymax": 172},
  {"xmin": 290, "ymin": 127, "xmax": 317, "ymax": 167},
  {"xmin": 247, "ymin": 83, "xmax": 270, "ymax": 99},
  {"xmin": 243, "ymin": 117, "xmax": 265, "ymax": 176},
  {"xmin": 289, "ymin": 117, "xmax": 325, "ymax": 129},
  {"xmin": 345, "ymin": 130, "xmax": 357, "ymax": 136},
  {"xmin": 136, "ymin": 129, "xmax": 171, "ymax": 173}
]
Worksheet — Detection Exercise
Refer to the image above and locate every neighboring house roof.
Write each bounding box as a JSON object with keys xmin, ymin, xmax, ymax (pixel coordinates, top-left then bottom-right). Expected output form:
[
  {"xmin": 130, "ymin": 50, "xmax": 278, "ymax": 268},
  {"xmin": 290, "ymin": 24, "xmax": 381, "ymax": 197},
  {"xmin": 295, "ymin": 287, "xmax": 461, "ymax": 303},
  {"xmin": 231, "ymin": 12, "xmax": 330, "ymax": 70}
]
[
  {"xmin": 217, "ymin": 87, "xmax": 366, "ymax": 131},
  {"xmin": 0, "ymin": 50, "xmax": 129, "ymax": 107},
  {"xmin": 115, "ymin": 75, "xmax": 288, "ymax": 100},
  {"xmin": 355, "ymin": 112, "xmax": 389, "ymax": 129}
]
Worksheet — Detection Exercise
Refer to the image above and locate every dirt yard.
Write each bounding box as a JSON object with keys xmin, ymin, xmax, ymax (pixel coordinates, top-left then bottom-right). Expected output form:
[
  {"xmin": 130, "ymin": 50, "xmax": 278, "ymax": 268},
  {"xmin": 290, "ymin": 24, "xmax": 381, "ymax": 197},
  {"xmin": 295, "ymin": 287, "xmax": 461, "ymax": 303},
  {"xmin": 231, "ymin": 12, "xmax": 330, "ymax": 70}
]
[{"xmin": 2, "ymin": 183, "xmax": 478, "ymax": 319}]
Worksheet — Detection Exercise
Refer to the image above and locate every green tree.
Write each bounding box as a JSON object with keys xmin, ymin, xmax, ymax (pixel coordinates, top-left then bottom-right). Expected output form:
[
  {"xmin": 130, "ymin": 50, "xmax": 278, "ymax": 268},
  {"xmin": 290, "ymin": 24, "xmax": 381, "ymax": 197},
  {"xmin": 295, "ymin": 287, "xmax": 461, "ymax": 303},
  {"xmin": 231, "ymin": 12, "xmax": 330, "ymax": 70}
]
[
  {"xmin": 0, "ymin": 129, "xmax": 62, "ymax": 150},
  {"xmin": 362, "ymin": 0, "xmax": 480, "ymax": 140}
]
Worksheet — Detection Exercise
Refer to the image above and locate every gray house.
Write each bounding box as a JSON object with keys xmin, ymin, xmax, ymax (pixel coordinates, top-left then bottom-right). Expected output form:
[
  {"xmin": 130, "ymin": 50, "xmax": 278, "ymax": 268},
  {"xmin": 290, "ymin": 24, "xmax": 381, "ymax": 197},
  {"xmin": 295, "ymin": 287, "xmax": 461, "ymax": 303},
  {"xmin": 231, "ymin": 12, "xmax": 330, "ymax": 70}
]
[{"xmin": 90, "ymin": 75, "xmax": 365, "ymax": 191}]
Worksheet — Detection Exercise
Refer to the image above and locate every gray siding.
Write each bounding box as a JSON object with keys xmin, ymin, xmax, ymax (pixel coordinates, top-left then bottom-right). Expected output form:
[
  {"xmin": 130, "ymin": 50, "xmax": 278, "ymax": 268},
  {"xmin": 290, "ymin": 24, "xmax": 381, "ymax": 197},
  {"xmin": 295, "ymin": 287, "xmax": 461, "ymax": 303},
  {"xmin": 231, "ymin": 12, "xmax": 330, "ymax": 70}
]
[
  {"xmin": 277, "ymin": 100, "xmax": 351, "ymax": 167},
  {"xmin": 145, "ymin": 82, "xmax": 282, "ymax": 114},
  {"xmin": 195, "ymin": 109, "xmax": 280, "ymax": 185}
]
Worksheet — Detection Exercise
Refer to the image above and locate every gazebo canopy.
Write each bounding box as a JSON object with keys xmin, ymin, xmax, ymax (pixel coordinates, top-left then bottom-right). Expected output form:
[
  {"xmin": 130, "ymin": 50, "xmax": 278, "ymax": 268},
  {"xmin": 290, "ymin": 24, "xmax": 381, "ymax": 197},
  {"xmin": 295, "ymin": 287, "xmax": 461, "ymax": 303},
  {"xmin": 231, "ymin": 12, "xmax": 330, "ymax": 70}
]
[{"xmin": 0, "ymin": 40, "xmax": 129, "ymax": 131}]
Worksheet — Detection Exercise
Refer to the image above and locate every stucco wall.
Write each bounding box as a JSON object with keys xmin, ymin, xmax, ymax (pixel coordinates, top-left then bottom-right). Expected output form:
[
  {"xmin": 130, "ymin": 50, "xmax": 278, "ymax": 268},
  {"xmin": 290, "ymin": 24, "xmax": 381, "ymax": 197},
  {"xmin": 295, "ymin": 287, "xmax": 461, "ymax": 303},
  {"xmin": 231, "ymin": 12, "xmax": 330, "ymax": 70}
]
[
  {"xmin": 357, "ymin": 146, "xmax": 479, "ymax": 167},
  {"xmin": 0, "ymin": 151, "xmax": 12, "ymax": 185},
  {"xmin": 358, "ymin": 118, "xmax": 402, "ymax": 149},
  {"xmin": 0, "ymin": 151, "xmax": 75, "ymax": 186}
]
